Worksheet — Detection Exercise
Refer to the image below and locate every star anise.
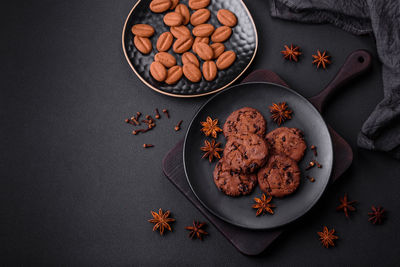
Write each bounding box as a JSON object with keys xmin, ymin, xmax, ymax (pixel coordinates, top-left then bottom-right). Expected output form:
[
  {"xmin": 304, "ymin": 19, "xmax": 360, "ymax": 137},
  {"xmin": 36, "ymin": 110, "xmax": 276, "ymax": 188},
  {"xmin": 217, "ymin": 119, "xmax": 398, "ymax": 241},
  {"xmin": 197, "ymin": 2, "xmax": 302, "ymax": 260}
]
[
  {"xmin": 252, "ymin": 193, "xmax": 275, "ymax": 216},
  {"xmin": 269, "ymin": 102, "xmax": 293, "ymax": 126},
  {"xmin": 185, "ymin": 221, "xmax": 208, "ymax": 240},
  {"xmin": 281, "ymin": 44, "xmax": 302, "ymax": 62},
  {"xmin": 336, "ymin": 193, "xmax": 357, "ymax": 218},
  {"xmin": 201, "ymin": 139, "xmax": 223, "ymax": 162},
  {"xmin": 148, "ymin": 208, "xmax": 175, "ymax": 235},
  {"xmin": 368, "ymin": 206, "xmax": 385, "ymax": 225},
  {"xmin": 200, "ymin": 116, "xmax": 222, "ymax": 138},
  {"xmin": 317, "ymin": 226, "xmax": 339, "ymax": 248},
  {"xmin": 312, "ymin": 50, "xmax": 331, "ymax": 69}
]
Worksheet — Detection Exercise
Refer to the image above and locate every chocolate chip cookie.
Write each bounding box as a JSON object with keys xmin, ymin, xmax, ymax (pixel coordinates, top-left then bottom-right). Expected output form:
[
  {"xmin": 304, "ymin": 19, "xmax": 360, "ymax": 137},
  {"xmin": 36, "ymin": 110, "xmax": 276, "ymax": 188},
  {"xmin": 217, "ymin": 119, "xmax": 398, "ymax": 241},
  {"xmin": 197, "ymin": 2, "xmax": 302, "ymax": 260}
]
[
  {"xmin": 223, "ymin": 107, "xmax": 266, "ymax": 138},
  {"xmin": 266, "ymin": 127, "xmax": 306, "ymax": 162},
  {"xmin": 222, "ymin": 133, "xmax": 269, "ymax": 174},
  {"xmin": 213, "ymin": 160, "xmax": 257, "ymax": 196},
  {"xmin": 257, "ymin": 154, "xmax": 301, "ymax": 197}
]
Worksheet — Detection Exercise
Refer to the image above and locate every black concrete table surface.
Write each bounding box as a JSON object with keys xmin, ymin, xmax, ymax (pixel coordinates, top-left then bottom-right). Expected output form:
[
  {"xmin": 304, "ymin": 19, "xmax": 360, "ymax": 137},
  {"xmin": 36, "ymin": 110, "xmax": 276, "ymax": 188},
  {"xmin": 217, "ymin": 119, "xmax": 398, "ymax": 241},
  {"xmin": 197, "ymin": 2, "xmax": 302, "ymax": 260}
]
[{"xmin": 1, "ymin": 0, "xmax": 399, "ymax": 265}]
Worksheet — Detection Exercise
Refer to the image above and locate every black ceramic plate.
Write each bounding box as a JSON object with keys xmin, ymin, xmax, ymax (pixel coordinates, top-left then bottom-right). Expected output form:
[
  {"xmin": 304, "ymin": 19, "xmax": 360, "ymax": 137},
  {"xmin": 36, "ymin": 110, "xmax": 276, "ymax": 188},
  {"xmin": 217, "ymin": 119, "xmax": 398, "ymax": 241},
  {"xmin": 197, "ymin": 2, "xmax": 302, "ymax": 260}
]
[
  {"xmin": 183, "ymin": 82, "xmax": 333, "ymax": 229},
  {"xmin": 122, "ymin": 0, "xmax": 257, "ymax": 97}
]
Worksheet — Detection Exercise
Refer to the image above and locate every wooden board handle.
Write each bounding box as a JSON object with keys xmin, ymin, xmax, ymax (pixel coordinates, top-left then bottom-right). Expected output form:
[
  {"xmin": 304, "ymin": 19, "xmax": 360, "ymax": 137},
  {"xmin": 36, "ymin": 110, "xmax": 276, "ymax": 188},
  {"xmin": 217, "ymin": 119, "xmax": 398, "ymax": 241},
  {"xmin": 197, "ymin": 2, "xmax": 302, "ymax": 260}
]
[{"xmin": 309, "ymin": 50, "xmax": 372, "ymax": 112}]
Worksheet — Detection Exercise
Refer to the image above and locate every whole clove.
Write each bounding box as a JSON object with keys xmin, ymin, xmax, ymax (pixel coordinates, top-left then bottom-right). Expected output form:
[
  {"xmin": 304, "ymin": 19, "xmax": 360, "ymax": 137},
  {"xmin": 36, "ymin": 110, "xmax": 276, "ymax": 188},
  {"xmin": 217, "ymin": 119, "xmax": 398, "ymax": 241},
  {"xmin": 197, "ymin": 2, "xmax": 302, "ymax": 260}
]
[
  {"xmin": 305, "ymin": 161, "xmax": 315, "ymax": 170},
  {"xmin": 155, "ymin": 108, "xmax": 161, "ymax": 119},
  {"xmin": 143, "ymin": 144, "xmax": 154, "ymax": 148},
  {"xmin": 162, "ymin": 109, "xmax": 170, "ymax": 118},
  {"xmin": 307, "ymin": 176, "xmax": 315, "ymax": 182},
  {"xmin": 175, "ymin": 120, "xmax": 183, "ymax": 131},
  {"xmin": 313, "ymin": 160, "xmax": 322, "ymax": 168},
  {"xmin": 125, "ymin": 118, "xmax": 138, "ymax": 126},
  {"xmin": 311, "ymin": 145, "xmax": 317, "ymax": 156},
  {"xmin": 132, "ymin": 128, "xmax": 150, "ymax": 135}
]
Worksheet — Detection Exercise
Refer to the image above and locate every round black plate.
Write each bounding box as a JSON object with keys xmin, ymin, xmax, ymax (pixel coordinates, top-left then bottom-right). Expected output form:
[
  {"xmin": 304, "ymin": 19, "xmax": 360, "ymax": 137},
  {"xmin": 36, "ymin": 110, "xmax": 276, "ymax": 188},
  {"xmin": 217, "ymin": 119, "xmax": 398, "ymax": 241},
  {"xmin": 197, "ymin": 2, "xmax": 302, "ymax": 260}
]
[
  {"xmin": 183, "ymin": 82, "xmax": 333, "ymax": 229},
  {"xmin": 122, "ymin": 0, "xmax": 257, "ymax": 97}
]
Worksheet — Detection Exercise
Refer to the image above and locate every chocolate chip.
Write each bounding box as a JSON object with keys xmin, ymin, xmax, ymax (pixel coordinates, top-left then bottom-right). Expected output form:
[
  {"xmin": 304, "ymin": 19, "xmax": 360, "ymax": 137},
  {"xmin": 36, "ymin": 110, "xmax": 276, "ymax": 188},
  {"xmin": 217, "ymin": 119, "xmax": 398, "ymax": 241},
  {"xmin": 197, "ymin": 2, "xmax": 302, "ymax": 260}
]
[
  {"xmin": 249, "ymin": 162, "xmax": 257, "ymax": 170},
  {"xmin": 239, "ymin": 183, "xmax": 249, "ymax": 193}
]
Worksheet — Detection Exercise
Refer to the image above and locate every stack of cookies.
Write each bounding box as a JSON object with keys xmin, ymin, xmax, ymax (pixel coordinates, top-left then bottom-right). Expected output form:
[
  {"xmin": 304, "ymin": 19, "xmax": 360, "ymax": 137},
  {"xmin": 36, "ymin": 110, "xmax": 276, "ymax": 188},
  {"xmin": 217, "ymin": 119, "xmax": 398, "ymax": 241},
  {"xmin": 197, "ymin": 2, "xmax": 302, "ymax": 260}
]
[{"xmin": 213, "ymin": 107, "xmax": 307, "ymax": 198}]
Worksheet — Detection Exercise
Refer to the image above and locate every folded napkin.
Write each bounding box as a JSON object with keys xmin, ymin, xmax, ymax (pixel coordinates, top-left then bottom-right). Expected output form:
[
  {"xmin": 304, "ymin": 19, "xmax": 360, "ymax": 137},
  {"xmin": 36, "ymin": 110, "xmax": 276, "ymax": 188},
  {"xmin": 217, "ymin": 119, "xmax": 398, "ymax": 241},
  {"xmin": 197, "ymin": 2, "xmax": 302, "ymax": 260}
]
[{"xmin": 271, "ymin": 0, "xmax": 400, "ymax": 159}]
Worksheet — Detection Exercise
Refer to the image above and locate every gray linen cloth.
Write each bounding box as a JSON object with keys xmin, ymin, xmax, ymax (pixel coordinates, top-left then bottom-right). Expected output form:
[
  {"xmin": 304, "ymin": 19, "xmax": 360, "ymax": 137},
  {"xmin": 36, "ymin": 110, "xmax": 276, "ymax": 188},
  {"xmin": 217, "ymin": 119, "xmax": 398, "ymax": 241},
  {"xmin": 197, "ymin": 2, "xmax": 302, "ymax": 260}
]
[{"xmin": 271, "ymin": 0, "xmax": 400, "ymax": 159}]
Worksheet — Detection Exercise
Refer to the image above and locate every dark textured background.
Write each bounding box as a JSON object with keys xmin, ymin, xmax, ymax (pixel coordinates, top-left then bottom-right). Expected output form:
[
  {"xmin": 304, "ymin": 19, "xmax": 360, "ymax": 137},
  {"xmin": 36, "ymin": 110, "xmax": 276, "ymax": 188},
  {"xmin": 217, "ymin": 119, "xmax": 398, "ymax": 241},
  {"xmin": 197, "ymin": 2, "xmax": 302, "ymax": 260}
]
[{"xmin": 1, "ymin": 0, "xmax": 399, "ymax": 265}]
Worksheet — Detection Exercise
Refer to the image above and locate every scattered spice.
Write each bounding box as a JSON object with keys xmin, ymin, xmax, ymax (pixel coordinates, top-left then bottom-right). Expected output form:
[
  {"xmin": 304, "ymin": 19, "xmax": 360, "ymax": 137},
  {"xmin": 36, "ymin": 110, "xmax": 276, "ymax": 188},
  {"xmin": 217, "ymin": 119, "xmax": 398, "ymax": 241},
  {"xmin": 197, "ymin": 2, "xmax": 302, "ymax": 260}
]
[
  {"xmin": 281, "ymin": 44, "xmax": 302, "ymax": 62},
  {"xmin": 125, "ymin": 112, "xmax": 143, "ymax": 126},
  {"xmin": 336, "ymin": 193, "xmax": 357, "ymax": 218},
  {"xmin": 311, "ymin": 145, "xmax": 317, "ymax": 156},
  {"xmin": 143, "ymin": 144, "xmax": 154, "ymax": 148},
  {"xmin": 125, "ymin": 109, "xmax": 164, "ymax": 136},
  {"xmin": 162, "ymin": 109, "xmax": 170, "ymax": 118},
  {"xmin": 148, "ymin": 208, "xmax": 175, "ymax": 235},
  {"xmin": 252, "ymin": 194, "xmax": 275, "ymax": 216},
  {"xmin": 368, "ymin": 206, "xmax": 385, "ymax": 225},
  {"xmin": 312, "ymin": 50, "xmax": 331, "ymax": 69},
  {"xmin": 155, "ymin": 108, "xmax": 161, "ymax": 119},
  {"xmin": 175, "ymin": 120, "xmax": 183, "ymax": 131},
  {"xmin": 200, "ymin": 116, "xmax": 222, "ymax": 138},
  {"xmin": 269, "ymin": 102, "xmax": 293, "ymax": 126},
  {"xmin": 317, "ymin": 226, "xmax": 338, "ymax": 248},
  {"xmin": 307, "ymin": 176, "xmax": 315, "ymax": 182},
  {"xmin": 305, "ymin": 161, "xmax": 315, "ymax": 170},
  {"xmin": 185, "ymin": 221, "xmax": 208, "ymax": 240},
  {"xmin": 201, "ymin": 139, "xmax": 223, "ymax": 162}
]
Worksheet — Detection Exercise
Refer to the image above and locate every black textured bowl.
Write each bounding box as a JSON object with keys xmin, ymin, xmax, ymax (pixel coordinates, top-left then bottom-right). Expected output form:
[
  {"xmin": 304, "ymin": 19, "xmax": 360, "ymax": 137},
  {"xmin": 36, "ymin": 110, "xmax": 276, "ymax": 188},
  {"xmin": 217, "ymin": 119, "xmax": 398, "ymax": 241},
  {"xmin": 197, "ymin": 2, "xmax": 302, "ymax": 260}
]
[
  {"xmin": 183, "ymin": 82, "xmax": 333, "ymax": 229},
  {"xmin": 122, "ymin": 0, "xmax": 258, "ymax": 97}
]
